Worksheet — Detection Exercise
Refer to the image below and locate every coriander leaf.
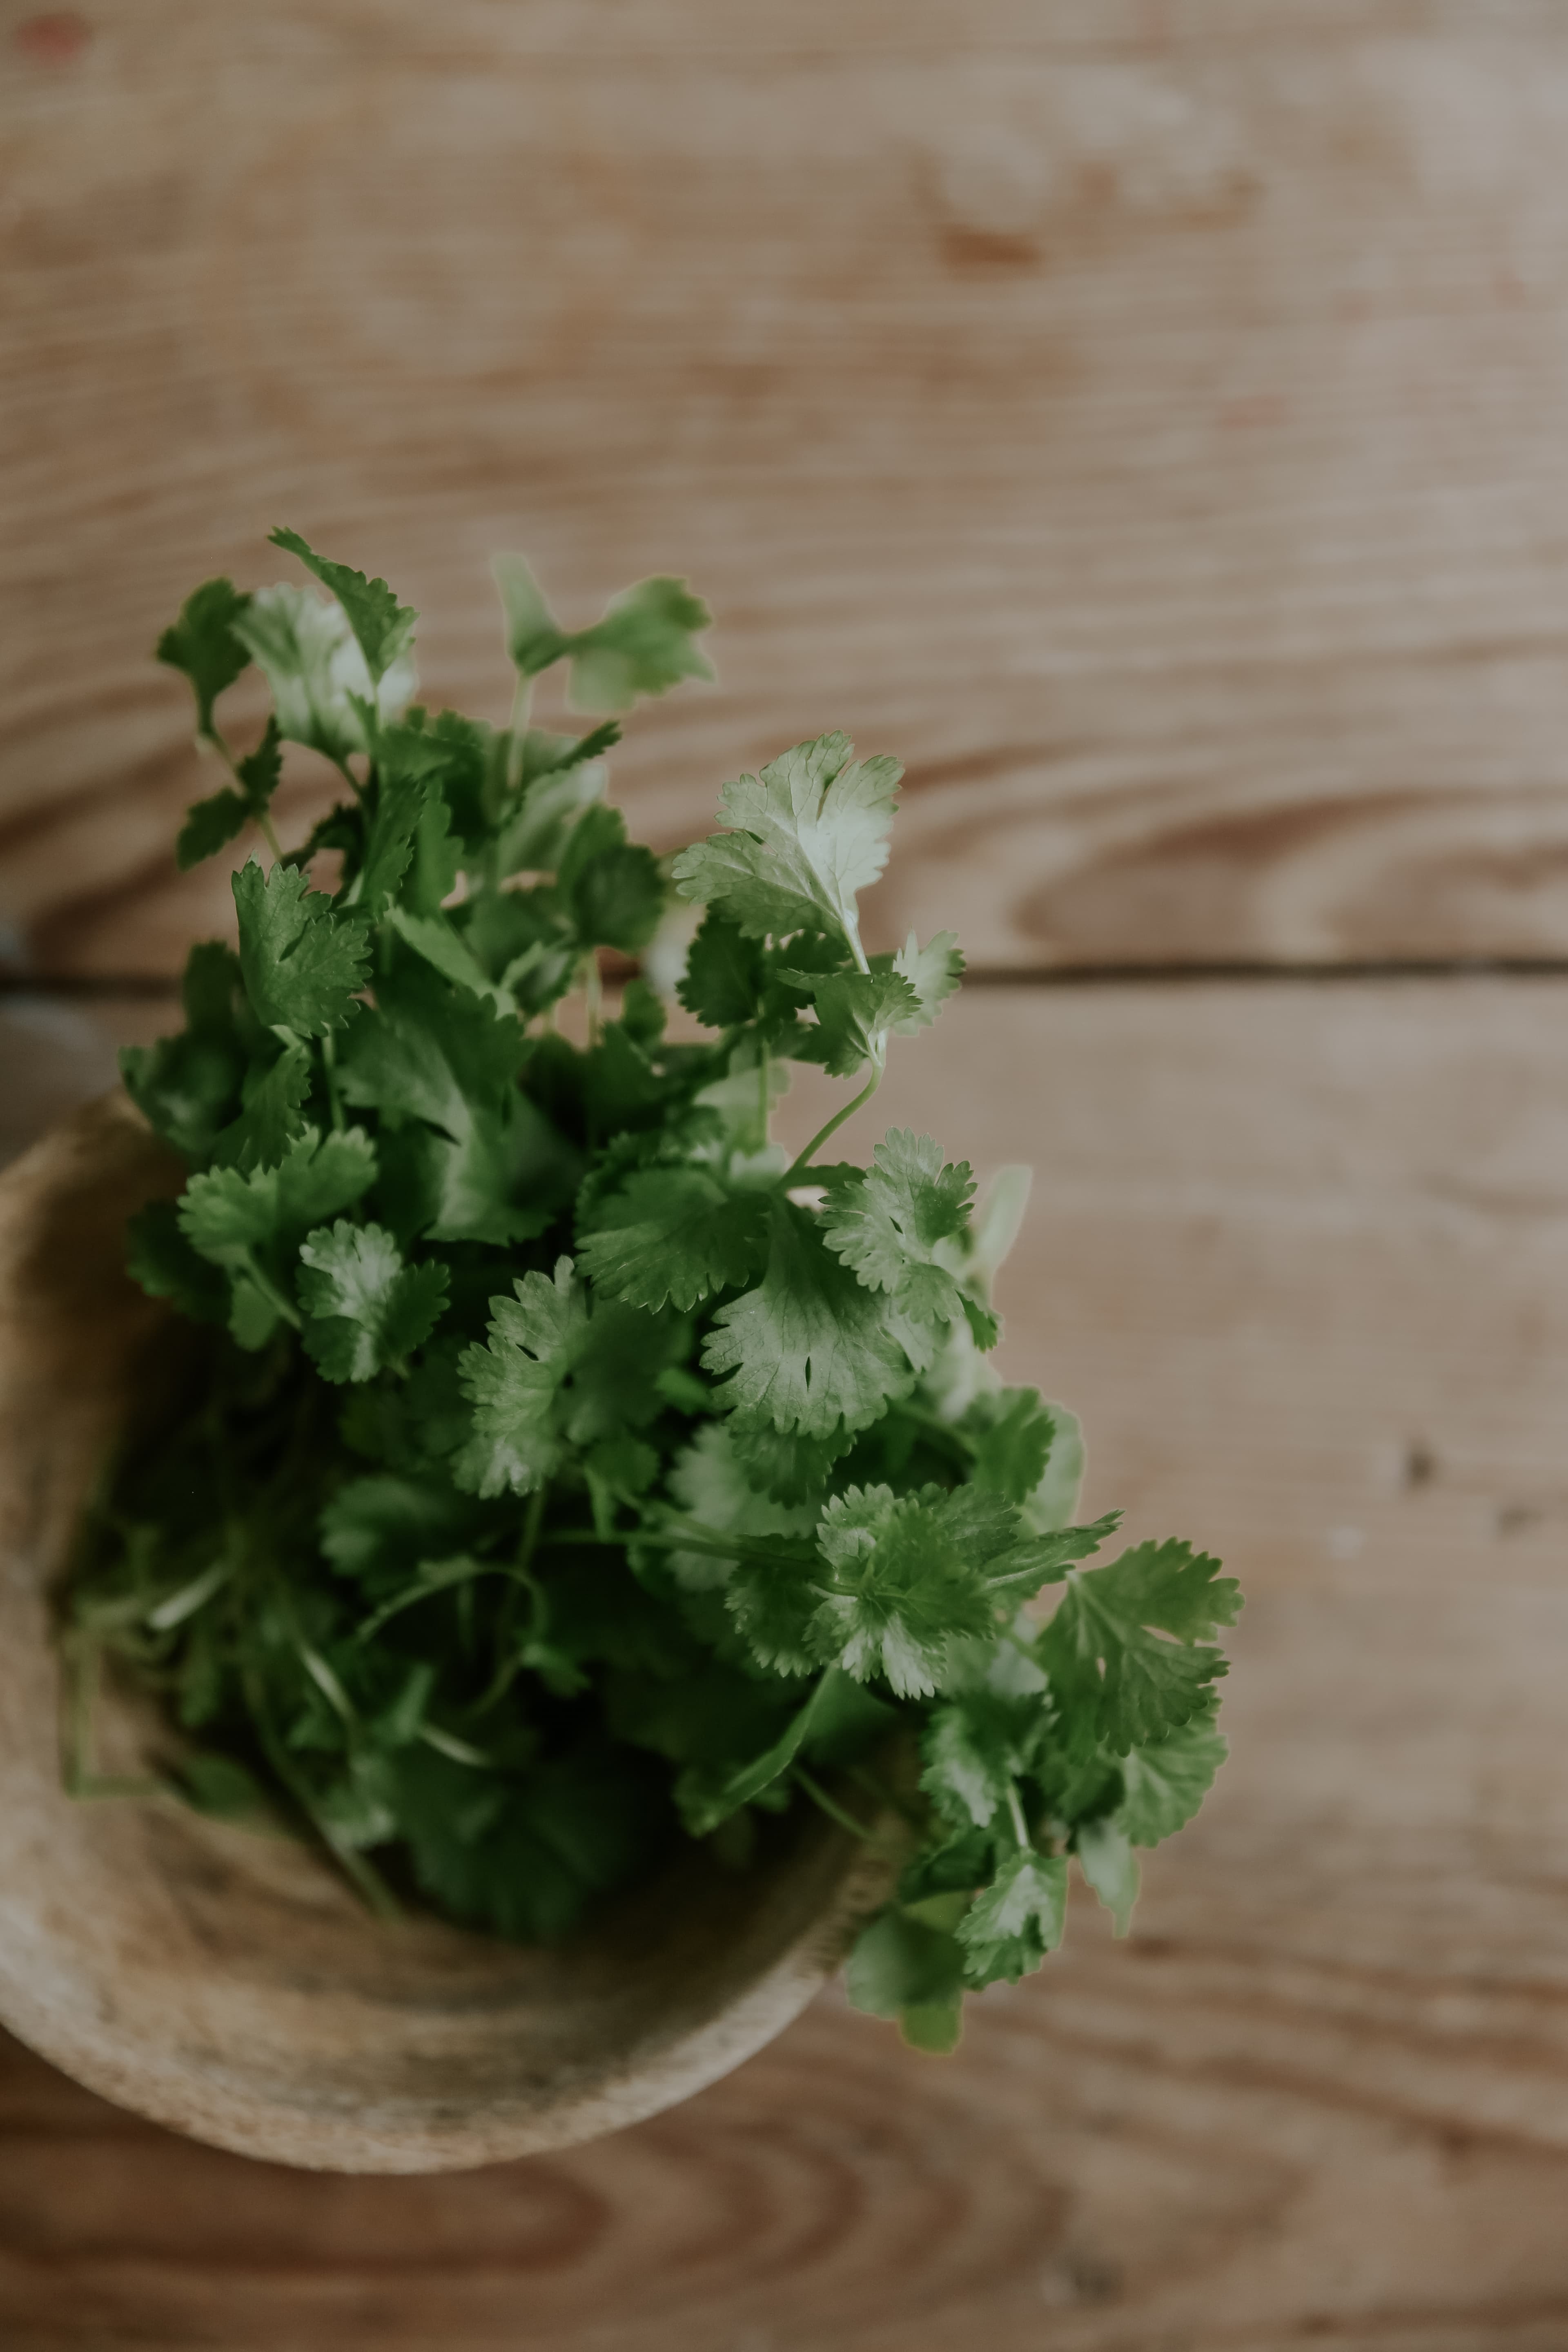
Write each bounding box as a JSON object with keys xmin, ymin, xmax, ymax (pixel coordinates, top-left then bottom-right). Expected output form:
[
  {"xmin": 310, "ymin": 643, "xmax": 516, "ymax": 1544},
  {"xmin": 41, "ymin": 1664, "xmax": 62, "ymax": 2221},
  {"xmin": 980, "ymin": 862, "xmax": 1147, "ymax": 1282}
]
[
  {"xmin": 1037, "ymin": 1540, "xmax": 1236, "ymax": 1755},
  {"xmin": 233, "ymin": 858, "xmax": 370, "ymax": 1035},
  {"xmin": 1075, "ymin": 1817, "xmax": 1139, "ymax": 1938},
  {"xmin": 577, "ymin": 1167, "xmax": 769, "ymax": 1313},
  {"xmin": 494, "ymin": 753, "xmax": 608, "ymax": 877},
  {"xmin": 374, "ymin": 1099, "xmax": 568, "ymax": 1248},
  {"xmin": 556, "ymin": 804, "xmax": 664, "ymax": 952},
  {"xmin": 296, "ymin": 1220, "xmax": 449, "ymax": 1383},
  {"xmin": 180, "ymin": 1125, "xmax": 376, "ymax": 1262},
  {"xmin": 565, "ymin": 575, "xmax": 713, "ymax": 712},
  {"xmin": 727, "ymin": 1418, "xmax": 854, "ymax": 1507},
  {"xmin": 846, "ymin": 1909, "xmax": 967, "ymax": 2020},
  {"xmin": 962, "ymin": 1389, "xmax": 1056, "ymax": 1507},
  {"xmin": 887, "ymin": 930, "xmax": 964, "ymax": 1031},
  {"xmin": 702, "ymin": 1200, "xmax": 913, "ymax": 1438},
  {"xmin": 790, "ymin": 969, "xmax": 921, "ymax": 1079},
  {"xmin": 1090, "ymin": 1538, "xmax": 1243, "ymax": 1644},
  {"xmin": 492, "ymin": 552, "xmax": 567, "ymax": 676},
  {"xmin": 723, "ymin": 1541, "xmax": 823, "ymax": 1677},
  {"xmin": 453, "ymin": 1256, "xmax": 587, "ymax": 1497},
  {"xmin": 957, "ymin": 1850, "xmax": 1068, "ymax": 1986},
  {"xmin": 269, "ymin": 527, "xmax": 418, "ymax": 686},
  {"xmin": 919, "ymin": 1693, "xmax": 1039, "ymax": 1831},
  {"xmin": 385, "ymin": 906, "xmax": 510, "ymax": 1010},
  {"xmin": 811, "ymin": 1482, "xmax": 1022, "ymax": 1697},
  {"xmin": 119, "ymin": 942, "xmax": 250, "ymax": 1162},
  {"xmin": 1117, "ymin": 1704, "xmax": 1228, "ymax": 1846},
  {"xmin": 338, "ymin": 960, "xmax": 528, "ymax": 1137},
  {"xmin": 208, "ymin": 1039, "xmax": 312, "ymax": 1173},
  {"xmin": 672, "ymin": 732, "xmax": 902, "ymax": 958},
  {"xmin": 233, "ymin": 584, "xmax": 414, "ymax": 762},
  {"xmin": 823, "ymin": 1130, "xmax": 974, "ymax": 1291},
  {"xmin": 677, "ymin": 911, "xmax": 766, "ymax": 1028},
  {"xmin": 176, "ymin": 788, "xmax": 248, "ymax": 873},
  {"xmin": 156, "ymin": 577, "xmax": 252, "ymax": 736},
  {"xmin": 124, "ymin": 1199, "xmax": 230, "ymax": 1323},
  {"xmin": 178, "ymin": 719, "xmax": 284, "ymax": 873}
]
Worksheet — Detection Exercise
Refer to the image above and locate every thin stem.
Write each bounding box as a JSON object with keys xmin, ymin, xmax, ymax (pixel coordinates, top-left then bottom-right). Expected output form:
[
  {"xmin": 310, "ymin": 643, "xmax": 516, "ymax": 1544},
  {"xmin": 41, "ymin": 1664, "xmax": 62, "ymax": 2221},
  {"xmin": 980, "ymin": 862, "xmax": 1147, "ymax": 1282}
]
[
  {"xmin": 793, "ymin": 1766, "xmax": 877, "ymax": 1844},
  {"xmin": 1006, "ymin": 1780, "xmax": 1030, "ymax": 1849},
  {"xmin": 504, "ymin": 672, "xmax": 533, "ymax": 797},
  {"xmin": 202, "ymin": 726, "xmax": 285, "ymax": 861},
  {"xmin": 319, "ymin": 1029, "xmax": 345, "ymax": 1134},
  {"xmin": 241, "ymin": 1250, "xmax": 302, "ymax": 1333},
  {"xmin": 757, "ymin": 1042, "xmax": 771, "ymax": 1149},
  {"xmin": 784, "ymin": 1056, "xmax": 883, "ymax": 1182},
  {"xmin": 583, "ymin": 951, "xmax": 603, "ymax": 1049}
]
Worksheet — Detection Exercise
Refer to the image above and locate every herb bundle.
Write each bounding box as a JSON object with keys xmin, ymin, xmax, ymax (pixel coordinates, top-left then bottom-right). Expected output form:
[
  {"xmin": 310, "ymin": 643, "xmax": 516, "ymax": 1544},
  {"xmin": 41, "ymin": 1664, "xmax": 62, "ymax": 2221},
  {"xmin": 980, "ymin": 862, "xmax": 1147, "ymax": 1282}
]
[{"xmin": 71, "ymin": 531, "xmax": 1238, "ymax": 2052}]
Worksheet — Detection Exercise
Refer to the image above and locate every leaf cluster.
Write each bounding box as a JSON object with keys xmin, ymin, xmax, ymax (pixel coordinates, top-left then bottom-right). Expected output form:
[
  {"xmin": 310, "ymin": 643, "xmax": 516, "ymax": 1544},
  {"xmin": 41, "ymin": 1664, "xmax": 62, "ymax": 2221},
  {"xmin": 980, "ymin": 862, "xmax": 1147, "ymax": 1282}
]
[{"xmin": 80, "ymin": 533, "xmax": 1238, "ymax": 2051}]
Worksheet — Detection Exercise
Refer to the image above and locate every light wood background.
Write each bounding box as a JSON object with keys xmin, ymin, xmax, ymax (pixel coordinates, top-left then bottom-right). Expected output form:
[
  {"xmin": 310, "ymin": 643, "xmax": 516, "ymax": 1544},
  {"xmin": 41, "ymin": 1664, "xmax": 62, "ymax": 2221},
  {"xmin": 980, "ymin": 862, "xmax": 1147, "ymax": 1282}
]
[{"xmin": 6, "ymin": 4, "xmax": 1568, "ymax": 2346}]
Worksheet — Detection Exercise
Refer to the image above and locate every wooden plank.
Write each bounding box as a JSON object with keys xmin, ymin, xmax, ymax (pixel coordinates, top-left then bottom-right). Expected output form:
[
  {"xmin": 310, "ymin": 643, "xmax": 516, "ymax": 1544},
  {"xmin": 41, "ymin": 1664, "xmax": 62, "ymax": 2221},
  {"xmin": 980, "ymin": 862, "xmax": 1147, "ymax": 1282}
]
[
  {"xmin": 2, "ymin": 977, "xmax": 1568, "ymax": 2345},
  {"xmin": 9, "ymin": 8, "xmax": 1568, "ymax": 976}
]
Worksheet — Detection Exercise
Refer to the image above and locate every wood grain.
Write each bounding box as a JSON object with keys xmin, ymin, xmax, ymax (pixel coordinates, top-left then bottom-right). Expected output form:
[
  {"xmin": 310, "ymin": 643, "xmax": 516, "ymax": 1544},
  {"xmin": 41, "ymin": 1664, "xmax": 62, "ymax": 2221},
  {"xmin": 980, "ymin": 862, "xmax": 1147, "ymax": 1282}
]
[
  {"xmin": 2, "ymin": 979, "xmax": 1568, "ymax": 2343},
  {"xmin": 9, "ymin": 5, "xmax": 1568, "ymax": 975}
]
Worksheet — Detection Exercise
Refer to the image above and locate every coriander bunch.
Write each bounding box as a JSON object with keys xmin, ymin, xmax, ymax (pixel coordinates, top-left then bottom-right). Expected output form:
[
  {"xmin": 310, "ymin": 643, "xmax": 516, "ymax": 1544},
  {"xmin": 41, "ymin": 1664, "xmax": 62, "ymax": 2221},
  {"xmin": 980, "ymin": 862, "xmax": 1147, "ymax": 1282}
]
[{"xmin": 72, "ymin": 531, "xmax": 1238, "ymax": 2053}]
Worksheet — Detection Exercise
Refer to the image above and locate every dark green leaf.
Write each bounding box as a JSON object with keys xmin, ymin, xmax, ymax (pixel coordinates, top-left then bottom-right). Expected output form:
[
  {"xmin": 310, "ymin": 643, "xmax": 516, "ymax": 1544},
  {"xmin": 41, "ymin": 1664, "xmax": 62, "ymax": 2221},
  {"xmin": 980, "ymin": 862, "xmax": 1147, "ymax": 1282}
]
[
  {"xmin": 156, "ymin": 577, "xmax": 252, "ymax": 735},
  {"xmin": 270, "ymin": 527, "xmax": 418, "ymax": 685}
]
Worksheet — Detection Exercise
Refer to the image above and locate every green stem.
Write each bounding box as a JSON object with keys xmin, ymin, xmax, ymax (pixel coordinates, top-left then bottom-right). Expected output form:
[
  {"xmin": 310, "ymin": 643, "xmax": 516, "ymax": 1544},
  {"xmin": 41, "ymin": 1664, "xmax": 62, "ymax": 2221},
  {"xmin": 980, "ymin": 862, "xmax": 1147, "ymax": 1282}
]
[
  {"xmin": 241, "ymin": 1250, "xmax": 302, "ymax": 1333},
  {"xmin": 1006, "ymin": 1780, "xmax": 1030, "ymax": 1849},
  {"xmin": 505, "ymin": 672, "xmax": 534, "ymax": 797},
  {"xmin": 583, "ymin": 951, "xmax": 603, "ymax": 1050},
  {"xmin": 784, "ymin": 1056, "xmax": 883, "ymax": 1182},
  {"xmin": 794, "ymin": 1766, "xmax": 876, "ymax": 1843},
  {"xmin": 319, "ymin": 1028, "xmax": 345, "ymax": 1134}
]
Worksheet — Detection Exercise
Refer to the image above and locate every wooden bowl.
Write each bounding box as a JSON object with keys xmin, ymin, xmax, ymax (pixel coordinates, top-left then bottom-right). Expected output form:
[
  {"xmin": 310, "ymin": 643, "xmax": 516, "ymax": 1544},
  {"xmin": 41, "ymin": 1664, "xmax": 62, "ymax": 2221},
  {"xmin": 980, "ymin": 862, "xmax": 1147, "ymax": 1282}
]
[{"xmin": 0, "ymin": 1097, "xmax": 885, "ymax": 2173}]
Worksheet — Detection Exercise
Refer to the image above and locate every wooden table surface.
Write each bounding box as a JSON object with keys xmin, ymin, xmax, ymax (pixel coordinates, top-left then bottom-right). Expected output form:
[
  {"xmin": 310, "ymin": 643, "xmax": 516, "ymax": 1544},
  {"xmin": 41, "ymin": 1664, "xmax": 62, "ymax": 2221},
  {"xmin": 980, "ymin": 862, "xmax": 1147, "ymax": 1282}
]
[{"xmin": 6, "ymin": 6, "xmax": 1568, "ymax": 2346}]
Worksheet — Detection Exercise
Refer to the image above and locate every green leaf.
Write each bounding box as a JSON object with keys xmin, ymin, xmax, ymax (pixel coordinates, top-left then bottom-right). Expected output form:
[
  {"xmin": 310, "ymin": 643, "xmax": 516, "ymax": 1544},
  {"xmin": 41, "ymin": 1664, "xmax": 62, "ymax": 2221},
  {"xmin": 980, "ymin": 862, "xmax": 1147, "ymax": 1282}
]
[
  {"xmin": 846, "ymin": 1908, "xmax": 967, "ymax": 2019},
  {"xmin": 176, "ymin": 788, "xmax": 249, "ymax": 873},
  {"xmin": 956, "ymin": 1849, "xmax": 1068, "ymax": 1986},
  {"xmin": 208, "ymin": 1040, "xmax": 312, "ymax": 1174},
  {"xmin": 270, "ymin": 527, "xmax": 418, "ymax": 686},
  {"xmin": 156, "ymin": 577, "xmax": 252, "ymax": 736},
  {"xmin": 887, "ymin": 931, "xmax": 964, "ymax": 1031},
  {"xmin": 566, "ymin": 575, "xmax": 713, "ymax": 711},
  {"xmin": 233, "ymin": 584, "xmax": 414, "ymax": 762},
  {"xmin": 1118, "ymin": 1704, "xmax": 1228, "ymax": 1846},
  {"xmin": 823, "ymin": 1130, "xmax": 974, "ymax": 1292},
  {"xmin": 727, "ymin": 1418, "xmax": 854, "ymax": 1506},
  {"xmin": 810, "ymin": 1482, "xmax": 1022, "ymax": 1698},
  {"xmin": 962, "ymin": 1389, "xmax": 1057, "ymax": 1507},
  {"xmin": 453, "ymin": 1256, "xmax": 588, "ymax": 1497},
  {"xmin": 702, "ymin": 1200, "xmax": 913, "ymax": 1439},
  {"xmin": 1075, "ymin": 1816, "xmax": 1140, "ymax": 1938},
  {"xmin": 1037, "ymin": 1540, "xmax": 1237, "ymax": 1755},
  {"xmin": 124, "ymin": 1199, "xmax": 230, "ymax": 1323},
  {"xmin": 577, "ymin": 1166, "xmax": 769, "ymax": 1313},
  {"xmin": 180, "ymin": 1125, "xmax": 376, "ymax": 1263},
  {"xmin": 492, "ymin": 553, "xmax": 567, "ymax": 676},
  {"xmin": 557, "ymin": 804, "xmax": 665, "ymax": 953},
  {"xmin": 385, "ymin": 906, "xmax": 510, "ymax": 1010},
  {"xmin": 672, "ymin": 732, "xmax": 902, "ymax": 958},
  {"xmin": 919, "ymin": 1693, "xmax": 1038, "ymax": 1831},
  {"xmin": 664, "ymin": 1420, "xmax": 816, "ymax": 1589},
  {"xmin": 790, "ymin": 969, "xmax": 921, "ymax": 1079},
  {"xmin": 677, "ymin": 911, "xmax": 766, "ymax": 1029},
  {"xmin": 296, "ymin": 1221, "xmax": 449, "ymax": 1383},
  {"xmin": 119, "ymin": 942, "xmax": 250, "ymax": 1162},
  {"xmin": 233, "ymin": 858, "xmax": 370, "ymax": 1035}
]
